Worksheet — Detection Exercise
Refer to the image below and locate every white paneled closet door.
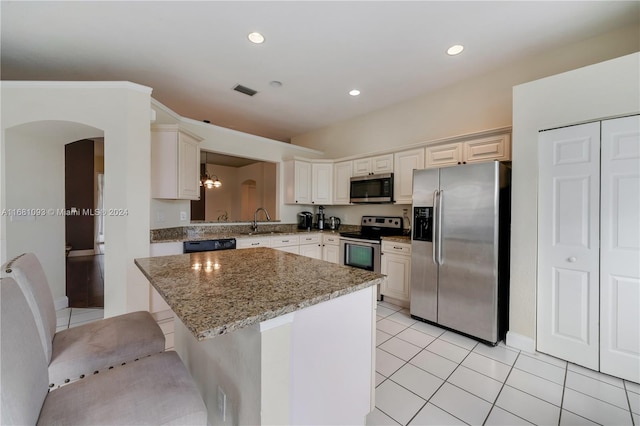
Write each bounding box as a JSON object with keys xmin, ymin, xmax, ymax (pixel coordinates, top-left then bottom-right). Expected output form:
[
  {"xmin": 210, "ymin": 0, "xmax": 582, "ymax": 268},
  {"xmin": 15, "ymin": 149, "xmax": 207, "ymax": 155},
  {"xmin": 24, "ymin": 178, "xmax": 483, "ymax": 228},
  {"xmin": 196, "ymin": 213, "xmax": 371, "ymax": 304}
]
[
  {"xmin": 537, "ymin": 122, "xmax": 601, "ymax": 370},
  {"xmin": 600, "ymin": 115, "xmax": 640, "ymax": 382}
]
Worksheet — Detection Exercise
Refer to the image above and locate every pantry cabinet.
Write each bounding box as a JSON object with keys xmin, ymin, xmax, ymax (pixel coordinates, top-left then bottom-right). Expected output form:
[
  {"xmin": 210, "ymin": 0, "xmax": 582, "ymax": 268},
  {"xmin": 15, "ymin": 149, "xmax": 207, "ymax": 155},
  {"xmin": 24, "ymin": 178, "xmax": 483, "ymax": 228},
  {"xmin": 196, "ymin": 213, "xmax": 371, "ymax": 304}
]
[
  {"xmin": 393, "ymin": 148, "xmax": 425, "ymax": 204},
  {"xmin": 537, "ymin": 115, "xmax": 639, "ymax": 382},
  {"xmin": 333, "ymin": 161, "xmax": 352, "ymax": 205},
  {"xmin": 425, "ymin": 133, "xmax": 510, "ymax": 168},
  {"xmin": 380, "ymin": 241, "xmax": 411, "ymax": 303},
  {"xmin": 151, "ymin": 125, "xmax": 202, "ymax": 200},
  {"xmin": 352, "ymin": 154, "xmax": 394, "ymax": 176}
]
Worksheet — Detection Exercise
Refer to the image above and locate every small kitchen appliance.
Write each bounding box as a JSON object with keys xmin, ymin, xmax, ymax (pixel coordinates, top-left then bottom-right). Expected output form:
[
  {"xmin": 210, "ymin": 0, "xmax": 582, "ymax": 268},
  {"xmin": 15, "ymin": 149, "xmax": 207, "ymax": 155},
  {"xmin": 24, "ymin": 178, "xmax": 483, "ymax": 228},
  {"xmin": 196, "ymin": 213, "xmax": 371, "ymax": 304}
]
[
  {"xmin": 315, "ymin": 205, "xmax": 326, "ymax": 230},
  {"xmin": 350, "ymin": 173, "xmax": 394, "ymax": 204},
  {"xmin": 339, "ymin": 216, "xmax": 404, "ymax": 300},
  {"xmin": 298, "ymin": 211, "xmax": 313, "ymax": 230},
  {"xmin": 328, "ymin": 216, "xmax": 341, "ymax": 230}
]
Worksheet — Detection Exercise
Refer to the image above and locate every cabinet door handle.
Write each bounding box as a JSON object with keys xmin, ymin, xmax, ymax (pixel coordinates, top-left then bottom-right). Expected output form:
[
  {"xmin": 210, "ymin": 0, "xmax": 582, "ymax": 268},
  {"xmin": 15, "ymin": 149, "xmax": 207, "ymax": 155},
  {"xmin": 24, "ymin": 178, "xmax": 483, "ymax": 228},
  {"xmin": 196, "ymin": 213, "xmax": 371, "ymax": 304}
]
[
  {"xmin": 251, "ymin": 242, "xmax": 260, "ymax": 246},
  {"xmin": 567, "ymin": 256, "xmax": 577, "ymax": 263}
]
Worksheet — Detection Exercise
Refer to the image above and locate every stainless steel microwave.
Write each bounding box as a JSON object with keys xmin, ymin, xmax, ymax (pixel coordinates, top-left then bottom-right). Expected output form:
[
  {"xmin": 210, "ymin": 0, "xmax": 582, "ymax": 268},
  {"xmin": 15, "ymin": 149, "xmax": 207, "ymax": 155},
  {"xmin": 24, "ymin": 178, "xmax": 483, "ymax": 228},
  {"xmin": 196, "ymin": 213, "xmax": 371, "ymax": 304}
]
[{"xmin": 349, "ymin": 173, "xmax": 394, "ymax": 203}]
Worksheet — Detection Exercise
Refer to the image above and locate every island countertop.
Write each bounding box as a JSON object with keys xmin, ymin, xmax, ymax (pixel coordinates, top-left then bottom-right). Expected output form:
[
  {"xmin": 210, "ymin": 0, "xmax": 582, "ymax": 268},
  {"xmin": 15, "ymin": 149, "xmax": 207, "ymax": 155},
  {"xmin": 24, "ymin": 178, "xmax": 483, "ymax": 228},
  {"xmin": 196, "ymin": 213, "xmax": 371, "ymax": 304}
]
[{"xmin": 135, "ymin": 248, "xmax": 385, "ymax": 341}]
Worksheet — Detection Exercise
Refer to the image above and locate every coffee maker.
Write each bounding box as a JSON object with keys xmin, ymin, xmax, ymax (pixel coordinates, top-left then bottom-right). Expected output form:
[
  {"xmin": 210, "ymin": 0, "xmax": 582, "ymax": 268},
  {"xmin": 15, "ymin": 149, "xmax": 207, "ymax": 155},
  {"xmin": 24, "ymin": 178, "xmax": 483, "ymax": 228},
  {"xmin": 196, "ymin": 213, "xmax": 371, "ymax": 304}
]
[
  {"xmin": 298, "ymin": 211, "xmax": 313, "ymax": 230},
  {"xmin": 315, "ymin": 206, "xmax": 325, "ymax": 230}
]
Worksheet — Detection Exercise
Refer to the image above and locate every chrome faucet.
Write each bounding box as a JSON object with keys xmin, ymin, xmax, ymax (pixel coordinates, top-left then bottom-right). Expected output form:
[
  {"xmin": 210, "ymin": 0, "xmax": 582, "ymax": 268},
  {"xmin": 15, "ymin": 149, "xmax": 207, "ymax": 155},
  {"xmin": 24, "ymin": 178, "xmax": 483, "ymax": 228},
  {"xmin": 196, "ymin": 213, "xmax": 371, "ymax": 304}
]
[{"xmin": 252, "ymin": 207, "xmax": 271, "ymax": 233}]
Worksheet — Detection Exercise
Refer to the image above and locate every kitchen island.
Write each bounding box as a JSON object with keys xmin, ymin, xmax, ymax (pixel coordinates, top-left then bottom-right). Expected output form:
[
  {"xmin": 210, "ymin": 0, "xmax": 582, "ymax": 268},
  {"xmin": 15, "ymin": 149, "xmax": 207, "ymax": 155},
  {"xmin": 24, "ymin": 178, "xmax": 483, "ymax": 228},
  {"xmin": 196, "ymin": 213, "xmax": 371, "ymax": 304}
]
[{"xmin": 135, "ymin": 247, "xmax": 384, "ymax": 425}]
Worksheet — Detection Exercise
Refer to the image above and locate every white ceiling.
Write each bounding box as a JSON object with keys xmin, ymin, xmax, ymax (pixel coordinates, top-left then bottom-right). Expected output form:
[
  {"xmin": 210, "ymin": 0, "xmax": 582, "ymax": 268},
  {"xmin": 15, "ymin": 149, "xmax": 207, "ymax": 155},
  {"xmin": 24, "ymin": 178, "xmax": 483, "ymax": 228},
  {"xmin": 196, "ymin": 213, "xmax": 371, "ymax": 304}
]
[{"xmin": 2, "ymin": 1, "xmax": 638, "ymax": 143}]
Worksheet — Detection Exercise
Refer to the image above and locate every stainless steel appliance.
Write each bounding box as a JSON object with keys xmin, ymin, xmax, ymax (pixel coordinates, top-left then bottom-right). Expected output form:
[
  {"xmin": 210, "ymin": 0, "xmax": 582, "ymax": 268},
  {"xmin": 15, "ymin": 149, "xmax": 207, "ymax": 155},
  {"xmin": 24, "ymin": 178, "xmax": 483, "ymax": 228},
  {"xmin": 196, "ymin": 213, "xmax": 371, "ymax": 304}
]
[
  {"xmin": 410, "ymin": 162, "xmax": 511, "ymax": 345},
  {"xmin": 328, "ymin": 216, "xmax": 341, "ymax": 230},
  {"xmin": 350, "ymin": 173, "xmax": 394, "ymax": 204},
  {"xmin": 183, "ymin": 238, "xmax": 236, "ymax": 253},
  {"xmin": 339, "ymin": 216, "xmax": 404, "ymax": 300},
  {"xmin": 298, "ymin": 211, "xmax": 313, "ymax": 230},
  {"xmin": 315, "ymin": 205, "xmax": 326, "ymax": 230}
]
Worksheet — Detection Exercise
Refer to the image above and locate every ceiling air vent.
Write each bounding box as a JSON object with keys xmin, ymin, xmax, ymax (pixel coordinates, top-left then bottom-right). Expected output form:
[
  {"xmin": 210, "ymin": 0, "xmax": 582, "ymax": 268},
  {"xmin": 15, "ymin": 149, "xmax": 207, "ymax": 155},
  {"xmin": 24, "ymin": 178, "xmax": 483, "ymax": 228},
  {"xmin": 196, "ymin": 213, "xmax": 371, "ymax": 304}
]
[{"xmin": 232, "ymin": 84, "xmax": 258, "ymax": 97}]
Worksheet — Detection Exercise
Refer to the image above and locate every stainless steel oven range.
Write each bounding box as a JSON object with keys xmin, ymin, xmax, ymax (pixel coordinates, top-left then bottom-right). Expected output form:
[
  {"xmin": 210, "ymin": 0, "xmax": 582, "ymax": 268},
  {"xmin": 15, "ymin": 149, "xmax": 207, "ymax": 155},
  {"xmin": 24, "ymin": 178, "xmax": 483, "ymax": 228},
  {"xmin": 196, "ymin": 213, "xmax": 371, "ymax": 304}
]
[{"xmin": 339, "ymin": 216, "xmax": 404, "ymax": 300}]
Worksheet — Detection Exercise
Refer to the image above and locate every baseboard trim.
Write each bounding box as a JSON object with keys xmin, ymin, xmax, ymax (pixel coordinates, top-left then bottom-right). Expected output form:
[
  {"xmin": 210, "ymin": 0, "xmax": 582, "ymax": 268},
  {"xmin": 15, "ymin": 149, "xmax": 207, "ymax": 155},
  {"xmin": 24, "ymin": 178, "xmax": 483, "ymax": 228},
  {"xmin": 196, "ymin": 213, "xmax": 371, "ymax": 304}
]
[
  {"xmin": 506, "ymin": 331, "xmax": 535, "ymax": 353},
  {"xmin": 54, "ymin": 296, "xmax": 69, "ymax": 311},
  {"xmin": 68, "ymin": 249, "xmax": 96, "ymax": 257}
]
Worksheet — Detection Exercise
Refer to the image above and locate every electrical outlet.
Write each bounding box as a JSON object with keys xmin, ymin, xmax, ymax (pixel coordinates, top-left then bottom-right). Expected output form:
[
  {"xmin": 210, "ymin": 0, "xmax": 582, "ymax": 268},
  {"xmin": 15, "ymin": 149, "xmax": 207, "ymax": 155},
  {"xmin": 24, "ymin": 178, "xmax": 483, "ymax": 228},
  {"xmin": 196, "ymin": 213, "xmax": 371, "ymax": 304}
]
[
  {"xmin": 217, "ymin": 385, "xmax": 227, "ymax": 422},
  {"xmin": 180, "ymin": 211, "xmax": 188, "ymax": 221}
]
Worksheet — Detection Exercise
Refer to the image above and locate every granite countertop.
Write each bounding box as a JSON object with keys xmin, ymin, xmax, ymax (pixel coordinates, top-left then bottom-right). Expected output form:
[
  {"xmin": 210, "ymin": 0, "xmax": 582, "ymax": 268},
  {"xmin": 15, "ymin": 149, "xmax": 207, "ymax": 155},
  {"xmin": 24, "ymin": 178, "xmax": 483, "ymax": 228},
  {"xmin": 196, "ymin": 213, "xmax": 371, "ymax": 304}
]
[
  {"xmin": 151, "ymin": 226, "xmax": 349, "ymax": 243},
  {"xmin": 135, "ymin": 248, "xmax": 384, "ymax": 341},
  {"xmin": 381, "ymin": 235, "xmax": 411, "ymax": 243}
]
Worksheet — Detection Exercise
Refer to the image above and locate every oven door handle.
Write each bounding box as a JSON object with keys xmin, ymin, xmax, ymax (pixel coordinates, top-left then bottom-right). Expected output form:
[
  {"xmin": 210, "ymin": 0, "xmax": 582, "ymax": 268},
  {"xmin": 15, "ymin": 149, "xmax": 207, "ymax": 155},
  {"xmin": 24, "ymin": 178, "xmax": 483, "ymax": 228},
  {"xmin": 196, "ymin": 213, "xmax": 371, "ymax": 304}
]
[{"xmin": 338, "ymin": 237, "xmax": 381, "ymax": 246}]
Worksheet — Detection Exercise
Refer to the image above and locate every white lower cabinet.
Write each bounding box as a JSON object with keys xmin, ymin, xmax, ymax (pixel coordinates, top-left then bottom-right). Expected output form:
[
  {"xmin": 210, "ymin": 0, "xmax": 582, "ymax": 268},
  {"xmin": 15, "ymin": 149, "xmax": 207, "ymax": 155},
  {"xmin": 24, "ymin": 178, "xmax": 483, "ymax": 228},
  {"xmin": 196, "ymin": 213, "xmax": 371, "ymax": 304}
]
[
  {"xmin": 236, "ymin": 236, "xmax": 271, "ymax": 249},
  {"xmin": 299, "ymin": 233, "xmax": 322, "ymax": 259},
  {"xmin": 270, "ymin": 235, "xmax": 300, "ymax": 254},
  {"xmin": 380, "ymin": 241, "xmax": 411, "ymax": 303},
  {"xmin": 537, "ymin": 115, "xmax": 640, "ymax": 382},
  {"xmin": 322, "ymin": 234, "xmax": 340, "ymax": 264},
  {"xmin": 149, "ymin": 242, "xmax": 183, "ymax": 313}
]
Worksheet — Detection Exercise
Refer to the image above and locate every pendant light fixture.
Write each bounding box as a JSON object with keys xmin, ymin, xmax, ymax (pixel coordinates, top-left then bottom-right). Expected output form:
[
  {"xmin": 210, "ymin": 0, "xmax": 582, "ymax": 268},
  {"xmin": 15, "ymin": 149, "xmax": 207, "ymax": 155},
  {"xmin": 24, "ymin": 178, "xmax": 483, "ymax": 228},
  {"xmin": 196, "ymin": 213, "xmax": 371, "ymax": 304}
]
[{"xmin": 201, "ymin": 153, "xmax": 222, "ymax": 189}]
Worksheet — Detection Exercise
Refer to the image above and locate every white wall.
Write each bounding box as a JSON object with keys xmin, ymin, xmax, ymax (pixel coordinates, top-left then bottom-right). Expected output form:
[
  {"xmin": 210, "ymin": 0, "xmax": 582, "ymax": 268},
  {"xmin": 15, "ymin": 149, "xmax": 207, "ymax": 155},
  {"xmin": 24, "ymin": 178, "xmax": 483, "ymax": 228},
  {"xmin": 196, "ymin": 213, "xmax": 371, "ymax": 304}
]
[
  {"xmin": 149, "ymin": 99, "xmax": 326, "ymax": 229},
  {"xmin": 291, "ymin": 24, "xmax": 639, "ymax": 158},
  {"xmin": 510, "ymin": 52, "xmax": 640, "ymax": 345},
  {"xmin": 205, "ymin": 164, "xmax": 238, "ymax": 221},
  {"xmin": 1, "ymin": 82, "xmax": 152, "ymax": 317}
]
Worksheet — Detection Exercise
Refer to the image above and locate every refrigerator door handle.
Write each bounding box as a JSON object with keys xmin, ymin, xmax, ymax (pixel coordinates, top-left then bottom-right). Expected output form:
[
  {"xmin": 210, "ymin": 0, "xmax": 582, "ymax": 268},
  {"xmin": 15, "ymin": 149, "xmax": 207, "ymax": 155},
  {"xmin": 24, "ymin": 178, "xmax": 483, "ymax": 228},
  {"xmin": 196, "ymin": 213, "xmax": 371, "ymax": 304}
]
[
  {"xmin": 432, "ymin": 190, "xmax": 439, "ymax": 264},
  {"xmin": 437, "ymin": 190, "xmax": 444, "ymax": 265}
]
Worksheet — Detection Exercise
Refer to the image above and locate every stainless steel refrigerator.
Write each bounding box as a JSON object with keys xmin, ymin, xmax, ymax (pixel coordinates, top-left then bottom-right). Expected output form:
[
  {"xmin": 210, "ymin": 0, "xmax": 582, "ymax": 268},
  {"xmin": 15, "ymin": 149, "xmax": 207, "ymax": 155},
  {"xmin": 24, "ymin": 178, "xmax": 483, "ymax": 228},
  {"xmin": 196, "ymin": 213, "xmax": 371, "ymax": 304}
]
[{"xmin": 410, "ymin": 161, "xmax": 510, "ymax": 344}]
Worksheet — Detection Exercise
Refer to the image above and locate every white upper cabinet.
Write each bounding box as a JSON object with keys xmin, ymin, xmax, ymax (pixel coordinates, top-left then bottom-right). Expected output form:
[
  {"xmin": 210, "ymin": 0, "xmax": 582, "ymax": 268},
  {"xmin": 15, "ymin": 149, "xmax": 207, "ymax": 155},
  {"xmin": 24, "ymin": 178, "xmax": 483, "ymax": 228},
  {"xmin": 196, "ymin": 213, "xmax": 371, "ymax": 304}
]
[
  {"xmin": 425, "ymin": 133, "xmax": 511, "ymax": 168},
  {"xmin": 424, "ymin": 143, "xmax": 462, "ymax": 168},
  {"xmin": 352, "ymin": 154, "xmax": 394, "ymax": 176},
  {"xmin": 393, "ymin": 148, "xmax": 425, "ymax": 204},
  {"xmin": 333, "ymin": 161, "xmax": 352, "ymax": 205},
  {"xmin": 311, "ymin": 162, "xmax": 333, "ymax": 205},
  {"xmin": 284, "ymin": 160, "xmax": 312, "ymax": 204},
  {"xmin": 151, "ymin": 124, "xmax": 202, "ymax": 200}
]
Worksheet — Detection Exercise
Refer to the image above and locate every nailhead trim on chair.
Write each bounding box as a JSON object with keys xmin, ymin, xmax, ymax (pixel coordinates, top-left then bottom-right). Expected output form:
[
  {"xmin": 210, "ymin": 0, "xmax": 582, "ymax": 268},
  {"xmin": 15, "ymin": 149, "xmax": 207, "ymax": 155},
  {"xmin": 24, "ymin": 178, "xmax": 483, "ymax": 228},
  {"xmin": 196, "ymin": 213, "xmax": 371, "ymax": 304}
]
[{"xmin": 48, "ymin": 354, "xmax": 159, "ymax": 389}]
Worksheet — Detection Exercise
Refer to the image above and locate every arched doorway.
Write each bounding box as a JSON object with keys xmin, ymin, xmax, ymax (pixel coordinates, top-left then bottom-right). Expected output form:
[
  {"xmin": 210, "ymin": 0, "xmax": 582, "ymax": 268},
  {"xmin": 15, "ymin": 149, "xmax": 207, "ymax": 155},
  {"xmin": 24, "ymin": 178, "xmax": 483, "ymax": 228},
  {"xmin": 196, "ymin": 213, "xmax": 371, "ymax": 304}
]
[{"xmin": 4, "ymin": 120, "xmax": 105, "ymax": 312}]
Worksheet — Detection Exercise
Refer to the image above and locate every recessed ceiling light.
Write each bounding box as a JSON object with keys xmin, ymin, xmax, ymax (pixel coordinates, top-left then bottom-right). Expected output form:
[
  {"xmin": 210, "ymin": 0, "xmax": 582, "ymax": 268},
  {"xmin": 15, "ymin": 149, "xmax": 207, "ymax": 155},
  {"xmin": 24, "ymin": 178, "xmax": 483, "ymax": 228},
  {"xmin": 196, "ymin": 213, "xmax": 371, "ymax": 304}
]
[
  {"xmin": 447, "ymin": 45, "xmax": 464, "ymax": 56},
  {"xmin": 269, "ymin": 80, "xmax": 283, "ymax": 88},
  {"xmin": 349, "ymin": 89, "xmax": 361, "ymax": 96},
  {"xmin": 248, "ymin": 32, "xmax": 265, "ymax": 44}
]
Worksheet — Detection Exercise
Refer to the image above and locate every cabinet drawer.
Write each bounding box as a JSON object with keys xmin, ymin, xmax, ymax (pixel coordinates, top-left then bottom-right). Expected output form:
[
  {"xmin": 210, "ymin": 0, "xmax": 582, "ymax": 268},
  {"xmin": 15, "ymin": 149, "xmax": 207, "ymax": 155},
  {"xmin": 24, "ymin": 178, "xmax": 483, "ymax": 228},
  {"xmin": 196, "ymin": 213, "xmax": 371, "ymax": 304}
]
[
  {"xmin": 236, "ymin": 237, "xmax": 271, "ymax": 249},
  {"xmin": 323, "ymin": 235, "xmax": 340, "ymax": 246},
  {"xmin": 299, "ymin": 233, "xmax": 321, "ymax": 245},
  {"xmin": 270, "ymin": 235, "xmax": 300, "ymax": 247},
  {"xmin": 381, "ymin": 241, "xmax": 411, "ymax": 255}
]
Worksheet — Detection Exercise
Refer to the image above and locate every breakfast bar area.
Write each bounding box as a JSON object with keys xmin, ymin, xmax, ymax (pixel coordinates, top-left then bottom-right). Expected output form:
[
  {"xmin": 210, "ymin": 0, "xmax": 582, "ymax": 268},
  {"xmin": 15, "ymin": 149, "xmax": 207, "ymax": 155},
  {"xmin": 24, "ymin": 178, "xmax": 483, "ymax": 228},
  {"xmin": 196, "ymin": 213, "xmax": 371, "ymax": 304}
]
[{"xmin": 135, "ymin": 248, "xmax": 385, "ymax": 425}]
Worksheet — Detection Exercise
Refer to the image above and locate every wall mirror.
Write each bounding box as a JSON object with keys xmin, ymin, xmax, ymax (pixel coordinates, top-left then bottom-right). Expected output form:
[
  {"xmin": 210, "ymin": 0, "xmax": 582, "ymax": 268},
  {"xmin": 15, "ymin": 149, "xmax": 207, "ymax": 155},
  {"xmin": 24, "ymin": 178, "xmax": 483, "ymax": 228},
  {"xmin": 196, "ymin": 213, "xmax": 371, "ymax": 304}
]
[{"xmin": 190, "ymin": 151, "xmax": 278, "ymax": 222}]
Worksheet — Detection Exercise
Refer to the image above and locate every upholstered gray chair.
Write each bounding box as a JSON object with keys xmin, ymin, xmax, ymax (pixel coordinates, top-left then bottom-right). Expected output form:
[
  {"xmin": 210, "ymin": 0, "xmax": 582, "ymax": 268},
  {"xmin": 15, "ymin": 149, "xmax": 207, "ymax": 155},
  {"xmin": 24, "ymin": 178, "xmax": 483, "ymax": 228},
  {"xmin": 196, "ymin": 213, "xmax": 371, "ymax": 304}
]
[
  {"xmin": 1, "ymin": 277, "xmax": 207, "ymax": 425},
  {"xmin": 2, "ymin": 253, "xmax": 165, "ymax": 388}
]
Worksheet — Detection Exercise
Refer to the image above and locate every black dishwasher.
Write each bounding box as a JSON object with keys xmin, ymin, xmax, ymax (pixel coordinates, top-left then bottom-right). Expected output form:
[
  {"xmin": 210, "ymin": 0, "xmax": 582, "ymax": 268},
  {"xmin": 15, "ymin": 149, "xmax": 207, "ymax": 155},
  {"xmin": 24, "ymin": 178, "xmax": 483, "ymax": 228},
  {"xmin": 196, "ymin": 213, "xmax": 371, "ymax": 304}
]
[{"xmin": 183, "ymin": 239, "xmax": 236, "ymax": 253}]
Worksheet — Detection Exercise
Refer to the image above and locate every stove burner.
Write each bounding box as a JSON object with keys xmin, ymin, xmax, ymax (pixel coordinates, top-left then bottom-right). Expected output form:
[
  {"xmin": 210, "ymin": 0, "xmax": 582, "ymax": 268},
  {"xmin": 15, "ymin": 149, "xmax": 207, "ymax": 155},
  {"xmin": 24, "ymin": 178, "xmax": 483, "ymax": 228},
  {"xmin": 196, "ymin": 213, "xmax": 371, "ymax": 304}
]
[{"xmin": 339, "ymin": 215, "xmax": 405, "ymax": 242}]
